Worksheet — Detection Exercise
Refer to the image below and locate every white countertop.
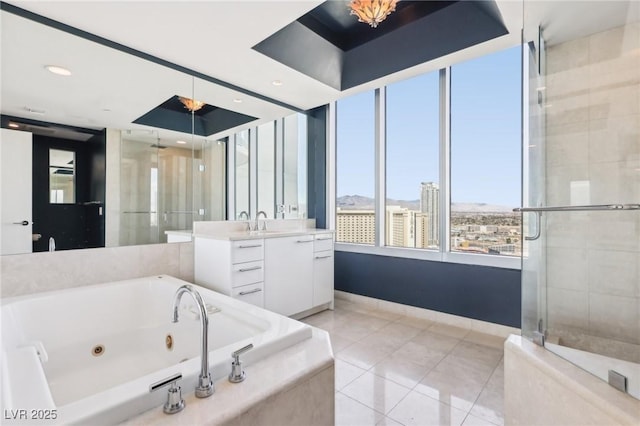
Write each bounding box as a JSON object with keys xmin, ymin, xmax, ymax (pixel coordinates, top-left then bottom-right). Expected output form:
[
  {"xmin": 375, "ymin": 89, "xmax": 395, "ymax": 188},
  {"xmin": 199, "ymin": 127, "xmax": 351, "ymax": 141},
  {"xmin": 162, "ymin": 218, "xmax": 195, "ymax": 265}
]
[
  {"xmin": 193, "ymin": 228, "xmax": 334, "ymax": 241},
  {"xmin": 164, "ymin": 230, "xmax": 193, "ymax": 236}
]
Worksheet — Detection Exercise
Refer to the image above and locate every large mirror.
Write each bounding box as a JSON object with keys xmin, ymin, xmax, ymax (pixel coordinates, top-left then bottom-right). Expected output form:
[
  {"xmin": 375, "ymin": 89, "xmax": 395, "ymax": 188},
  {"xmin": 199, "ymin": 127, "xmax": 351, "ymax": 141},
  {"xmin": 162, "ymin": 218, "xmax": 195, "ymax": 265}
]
[
  {"xmin": 0, "ymin": 9, "xmax": 212, "ymax": 254},
  {"xmin": 0, "ymin": 8, "xmax": 306, "ymax": 256}
]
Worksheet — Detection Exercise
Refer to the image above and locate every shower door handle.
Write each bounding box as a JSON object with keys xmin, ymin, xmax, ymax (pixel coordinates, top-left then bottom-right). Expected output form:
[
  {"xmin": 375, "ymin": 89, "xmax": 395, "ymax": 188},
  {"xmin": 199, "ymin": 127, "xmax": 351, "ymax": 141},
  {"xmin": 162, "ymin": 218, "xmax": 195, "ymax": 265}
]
[{"xmin": 524, "ymin": 211, "xmax": 541, "ymax": 241}]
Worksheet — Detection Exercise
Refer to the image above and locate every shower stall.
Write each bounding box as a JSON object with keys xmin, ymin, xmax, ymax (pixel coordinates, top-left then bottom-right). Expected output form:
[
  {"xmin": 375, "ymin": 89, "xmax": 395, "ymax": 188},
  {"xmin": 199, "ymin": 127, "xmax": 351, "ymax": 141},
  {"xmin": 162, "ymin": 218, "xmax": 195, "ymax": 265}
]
[
  {"xmin": 119, "ymin": 131, "xmax": 225, "ymax": 246},
  {"xmin": 520, "ymin": 0, "xmax": 639, "ymax": 404}
]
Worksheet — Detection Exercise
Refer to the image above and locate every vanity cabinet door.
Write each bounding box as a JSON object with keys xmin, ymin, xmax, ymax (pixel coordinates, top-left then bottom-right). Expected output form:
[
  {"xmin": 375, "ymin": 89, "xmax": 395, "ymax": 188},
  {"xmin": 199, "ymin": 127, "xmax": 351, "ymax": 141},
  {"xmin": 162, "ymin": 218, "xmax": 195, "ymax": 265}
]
[
  {"xmin": 264, "ymin": 235, "xmax": 314, "ymax": 316},
  {"xmin": 232, "ymin": 282, "xmax": 264, "ymax": 308},
  {"xmin": 313, "ymin": 250, "xmax": 334, "ymax": 306}
]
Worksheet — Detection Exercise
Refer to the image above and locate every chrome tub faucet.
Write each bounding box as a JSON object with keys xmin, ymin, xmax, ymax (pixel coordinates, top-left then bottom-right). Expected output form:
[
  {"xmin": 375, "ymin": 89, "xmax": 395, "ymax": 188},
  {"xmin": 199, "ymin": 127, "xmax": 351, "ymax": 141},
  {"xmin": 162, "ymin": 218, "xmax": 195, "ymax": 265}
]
[{"xmin": 171, "ymin": 285, "xmax": 214, "ymax": 398}]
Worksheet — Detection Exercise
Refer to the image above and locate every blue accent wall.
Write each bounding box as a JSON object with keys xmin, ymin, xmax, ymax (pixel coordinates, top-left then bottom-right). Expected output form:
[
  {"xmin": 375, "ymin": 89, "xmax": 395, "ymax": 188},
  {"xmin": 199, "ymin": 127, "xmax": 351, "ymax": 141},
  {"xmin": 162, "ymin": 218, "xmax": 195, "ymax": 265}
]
[
  {"xmin": 306, "ymin": 106, "xmax": 327, "ymax": 229},
  {"xmin": 335, "ymin": 251, "xmax": 521, "ymax": 328}
]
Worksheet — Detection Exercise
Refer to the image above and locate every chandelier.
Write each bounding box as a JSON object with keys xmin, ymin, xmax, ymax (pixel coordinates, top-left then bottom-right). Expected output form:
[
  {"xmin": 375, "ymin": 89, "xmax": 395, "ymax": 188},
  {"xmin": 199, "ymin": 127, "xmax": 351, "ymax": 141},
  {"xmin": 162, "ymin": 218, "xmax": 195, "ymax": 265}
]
[
  {"xmin": 178, "ymin": 96, "xmax": 205, "ymax": 112},
  {"xmin": 349, "ymin": 0, "xmax": 398, "ymax": 28}
]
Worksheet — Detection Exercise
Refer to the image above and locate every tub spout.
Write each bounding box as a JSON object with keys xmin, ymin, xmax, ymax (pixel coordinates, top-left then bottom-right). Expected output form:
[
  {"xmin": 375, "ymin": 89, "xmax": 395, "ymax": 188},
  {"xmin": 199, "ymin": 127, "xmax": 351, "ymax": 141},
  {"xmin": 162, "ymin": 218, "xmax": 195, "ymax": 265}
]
[{"xmin": 171, "ymin": 285, "xmax": 214, "ymax": 398}]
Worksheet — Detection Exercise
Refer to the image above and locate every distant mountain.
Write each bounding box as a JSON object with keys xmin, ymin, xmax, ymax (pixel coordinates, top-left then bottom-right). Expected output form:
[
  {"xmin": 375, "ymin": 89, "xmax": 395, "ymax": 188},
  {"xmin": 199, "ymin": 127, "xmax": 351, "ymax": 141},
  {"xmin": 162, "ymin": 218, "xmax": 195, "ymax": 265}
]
[
  {"xmin": 451, "ymin": 203, "xmax": 515, "ymax": 213},
  {"xmin": 337, "ymin": 195, "xmax": 514, "ymax": 213},
  {"xmin": 336, "ymin": 195, "xmax": 375, "ymax": 210}
]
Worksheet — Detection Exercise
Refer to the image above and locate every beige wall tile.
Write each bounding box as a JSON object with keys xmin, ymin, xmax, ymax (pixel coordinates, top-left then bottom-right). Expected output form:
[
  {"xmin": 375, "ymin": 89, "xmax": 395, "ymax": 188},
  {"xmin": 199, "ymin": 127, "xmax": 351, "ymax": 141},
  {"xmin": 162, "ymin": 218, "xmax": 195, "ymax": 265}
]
[
  {"xmin": 589, "ymin": 293, "xmax": 640, "ymax": 344},
  {"xmin": 588, "ymin": 249, "xmax": 638, "ymax": 297},
  {"xmin": 1, "ymin": 243, "xmax": 186, "ymax": 298},
  {"xmin": 547, "ymin": 287, "xmax": 589, "ymax": 334}
]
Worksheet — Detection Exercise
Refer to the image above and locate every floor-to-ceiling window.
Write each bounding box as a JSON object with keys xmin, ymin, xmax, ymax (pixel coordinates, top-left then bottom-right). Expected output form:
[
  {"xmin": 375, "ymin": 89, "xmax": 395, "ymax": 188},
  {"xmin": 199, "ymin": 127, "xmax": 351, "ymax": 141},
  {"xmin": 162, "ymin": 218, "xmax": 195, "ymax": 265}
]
[
  {"xmin": 450, "ymin": 46, "xmax": 522, "ymax": 257},
  {"xmin": 336, "ymin": 90, "xmax": 376, "ymax": 245},
  {"xmin": 386, "ymin": 72, "xmax": 440, "ymax": 249},
  {"xmin": 334, "ymin": 45, "xmax": 521, "ymax": 268}
]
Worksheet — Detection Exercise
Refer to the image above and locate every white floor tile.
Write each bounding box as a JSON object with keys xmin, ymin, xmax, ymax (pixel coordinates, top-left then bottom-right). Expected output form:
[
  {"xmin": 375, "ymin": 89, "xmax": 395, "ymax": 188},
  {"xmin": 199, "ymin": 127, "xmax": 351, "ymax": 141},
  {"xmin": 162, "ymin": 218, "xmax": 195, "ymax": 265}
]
[
  {"xmin": 394, "ymin": 315, "xmax": 435, "ymax": 330},
  {"xmin": 337, "ymin": 341, "xmax": 393, "ymax": 370},
  {"xmin": 377, "ymin": 415, "xmax": 405, "ymax": 426},
  {"xmin": 429, "ymin": 323, "xmax": 470, "ymax": 339},
  {"xmin": 449, "ymin": 341, "xmax": 503, "ymax": 369},
  {"xmin": 336, "ymin": 391, "xmax": 385, "ymax": 426},
  {"xmin": 341, "ymin": 372, "xmax": 411, "ymax": 415},
  {"xmin": 335, "ymin": 359, "xmax": 367, "ymax": 391},
  {"xmin": 461, "ymin": 413, "xmax": 500, "ymax": 426},
  {"xmin": 464, "ymin": 331, "xmax": 507, "ymax": 350},
  {"xmin": 324, "ymin": 304, "xmax": 506, "ymax": 426},
  {"xmin": 388, "ymin": 390, "xmax": 468, "ymax": 426},
  {"xmin": 329, "ymin": 332, "xmax": 357, "ymax": 353},
  {"xmin": 469, "ymin": 386, "xmax": 504, "ymax": 426},
  {"xmin": 411, "ymin": 330, "xmax": 461, "ymax": 354},
  {"xmin": 392, "ymin": 341, "xmax": 447, "ymax": 370},
  {"xmin": 371, "ymin": 353, "xmax": 430, "ymax": 389},
  {"xmin": 414, "ymin": 368, "xmax": 485, "ymax": 412}
]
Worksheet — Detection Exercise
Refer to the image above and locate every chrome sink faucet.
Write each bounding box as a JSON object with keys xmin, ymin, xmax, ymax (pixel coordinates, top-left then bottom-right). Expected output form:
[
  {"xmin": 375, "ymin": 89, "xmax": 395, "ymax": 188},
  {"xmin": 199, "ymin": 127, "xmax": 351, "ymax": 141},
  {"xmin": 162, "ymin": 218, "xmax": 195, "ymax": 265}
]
[
  {"xmin": 255, "ymin": 210, "xmax": 267, "ymax": 231},
  {"xmin": 238, "ymin": 210, "xmax": 252, "ymax": 231},
  {"xmin": 171, "ymin": 285, "xmax": 214, "ymax": 398}
]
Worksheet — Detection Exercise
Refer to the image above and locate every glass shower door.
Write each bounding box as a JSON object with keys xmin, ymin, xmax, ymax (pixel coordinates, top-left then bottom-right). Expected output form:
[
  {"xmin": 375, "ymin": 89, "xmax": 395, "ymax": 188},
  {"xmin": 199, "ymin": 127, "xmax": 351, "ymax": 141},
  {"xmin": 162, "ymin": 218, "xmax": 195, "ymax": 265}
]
[
  {"xmin": 522, "ymin": 0, "xmax": 640, "ymax": 399},
  {"xmin": 520, "ymin": 25, "xmax": 547, "ymax": 343},
  {"xmin": 120, "ymin": 131, "xmax": 161, "ymax": 246}
]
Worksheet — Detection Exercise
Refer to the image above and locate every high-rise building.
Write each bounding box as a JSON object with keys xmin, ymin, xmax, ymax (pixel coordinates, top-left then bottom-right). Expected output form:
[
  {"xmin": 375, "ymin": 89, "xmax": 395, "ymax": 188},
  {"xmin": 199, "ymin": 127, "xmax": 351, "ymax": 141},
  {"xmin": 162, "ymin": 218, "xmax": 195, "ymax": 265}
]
[
  {"xmin": 336, "ymin": 209, "xmax": 375, "ymax": 244},
  {"xmin": 385, "ymin": 206, "xmax": 414, "ymax": 247},
  {"xmin": 414, "ymin": 212, "xmax": 430, "ymax": 248},
  {"xmin": 420, "ymin": 182, "xmax": 439, "ymax": 246}
]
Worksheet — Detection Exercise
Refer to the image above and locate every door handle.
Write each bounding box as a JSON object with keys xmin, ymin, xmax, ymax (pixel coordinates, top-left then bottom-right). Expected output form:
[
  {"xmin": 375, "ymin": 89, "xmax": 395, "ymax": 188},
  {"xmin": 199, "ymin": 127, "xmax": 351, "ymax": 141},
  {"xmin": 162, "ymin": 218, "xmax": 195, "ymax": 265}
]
[{"xmin": 12, "ymin": 220, "xmax": 30, "ymax": 226}]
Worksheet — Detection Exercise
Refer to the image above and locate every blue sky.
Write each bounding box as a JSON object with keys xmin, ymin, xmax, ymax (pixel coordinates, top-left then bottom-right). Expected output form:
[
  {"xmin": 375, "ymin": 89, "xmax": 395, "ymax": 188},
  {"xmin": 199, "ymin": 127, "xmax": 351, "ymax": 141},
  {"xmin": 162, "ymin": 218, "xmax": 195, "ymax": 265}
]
[{"xmin": 337, "ymin": 45, "xmax": 521, "ymax": 207}]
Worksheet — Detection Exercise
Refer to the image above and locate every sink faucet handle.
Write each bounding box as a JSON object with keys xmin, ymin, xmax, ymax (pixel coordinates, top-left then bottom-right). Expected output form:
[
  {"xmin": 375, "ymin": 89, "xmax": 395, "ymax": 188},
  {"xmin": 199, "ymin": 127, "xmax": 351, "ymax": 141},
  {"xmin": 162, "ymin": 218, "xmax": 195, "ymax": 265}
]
[
  {"xmin": 229, "ymin": 343, "xmax": 253, "ymax": 383},
  {"xmin": 150, "ymin": 373, "xmax": 185, "ymax": 414},
  {"xmin": 255, "ymin": 211, "xmax": 268, "ymax": 231}
]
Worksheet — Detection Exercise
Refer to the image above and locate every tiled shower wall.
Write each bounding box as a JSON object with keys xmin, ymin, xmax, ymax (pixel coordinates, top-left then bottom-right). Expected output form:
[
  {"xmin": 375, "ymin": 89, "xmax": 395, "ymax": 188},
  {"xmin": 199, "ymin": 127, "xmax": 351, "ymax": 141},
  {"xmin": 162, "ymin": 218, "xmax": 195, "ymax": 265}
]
[
  {"xmin": 544, "ymin": 23, "xmax": 639, "ymax": 361},
  {"xmin": 0, "ymin": 242, "xmax": 194, "ymax": 298}
]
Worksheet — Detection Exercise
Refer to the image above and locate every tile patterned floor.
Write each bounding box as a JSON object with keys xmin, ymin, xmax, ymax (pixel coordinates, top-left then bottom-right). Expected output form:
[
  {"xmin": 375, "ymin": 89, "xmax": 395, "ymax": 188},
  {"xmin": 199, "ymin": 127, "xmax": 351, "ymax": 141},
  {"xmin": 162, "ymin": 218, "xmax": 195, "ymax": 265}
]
[{"xmin": 300, "ymin": 299, "xmax": 506, "ymax": 426}]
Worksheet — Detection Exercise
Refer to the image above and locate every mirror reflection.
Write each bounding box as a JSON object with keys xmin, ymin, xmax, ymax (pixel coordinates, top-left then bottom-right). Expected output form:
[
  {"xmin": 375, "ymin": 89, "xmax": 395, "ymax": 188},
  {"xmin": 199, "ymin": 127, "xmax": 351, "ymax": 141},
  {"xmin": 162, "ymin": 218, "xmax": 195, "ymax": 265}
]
[
  {"xmin": 0, "ymin": 9, "xmax": 202, "ymax": 254},
  {"xmin": 49, "ymin": 149, "xmax": 75, "ymax": 204},
  {"xmin": 226, "ymin": 113, "xmax": 308, "ymax": 222},
  {"xmin": 1, "ymin": 8, "xmax": 308, "ymax": 256}
]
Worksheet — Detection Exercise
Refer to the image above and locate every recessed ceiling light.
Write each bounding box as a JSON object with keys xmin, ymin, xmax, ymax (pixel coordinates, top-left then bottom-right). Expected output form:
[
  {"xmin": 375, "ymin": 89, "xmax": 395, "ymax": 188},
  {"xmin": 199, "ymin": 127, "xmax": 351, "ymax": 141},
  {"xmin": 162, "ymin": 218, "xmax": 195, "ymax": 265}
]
[
  {"xmin": 176, "ymin": 140, "xmax": 187, "ymax": 145},
  {"xmin": 8, "ymin": 122, "xmax": 20, "ymax": 128},
  {"xmin": 233, "ymin": 98, "xmax": 243, "ymax": 103},
  {"xmin": 45, "ymin": 65, "xmax": 72, "ymax": 76},
  {"xmin": 271, "ymin": 80, "xmax": 283, "ymax": 86}
]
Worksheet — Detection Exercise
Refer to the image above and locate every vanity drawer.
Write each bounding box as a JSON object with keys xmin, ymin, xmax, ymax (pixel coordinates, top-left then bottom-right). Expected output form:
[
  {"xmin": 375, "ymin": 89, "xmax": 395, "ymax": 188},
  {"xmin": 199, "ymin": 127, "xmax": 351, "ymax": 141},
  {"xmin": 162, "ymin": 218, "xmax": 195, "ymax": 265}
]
[
  {"xmin": 314, "ymin": 234, "xmax": 334, "ymax": 252},
  {"xmin": 231, "ymin": 260, "xmax": 264, "ymax": 287},
  {"xmin": 232, "ymin": 282, "xmax": 264, "ymax": 308},
  {"xmin": 231, "ymin": 240, "xmax": 264, "ymax": 264}
]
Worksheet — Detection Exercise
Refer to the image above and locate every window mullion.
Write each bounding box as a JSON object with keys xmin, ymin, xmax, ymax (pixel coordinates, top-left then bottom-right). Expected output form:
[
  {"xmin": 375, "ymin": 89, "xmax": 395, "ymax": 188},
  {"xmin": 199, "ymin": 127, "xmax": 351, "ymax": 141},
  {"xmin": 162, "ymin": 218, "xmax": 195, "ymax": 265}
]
[
  {"xmin": 439, "ymin": 68, "xmax": 451, "ymax": 257},
  {"xmin": 327, "ymin": 102, "xmax": 337, "ymax": 231},
  {"xmin": 249, "ymin": 127, "xmax": 258, "ymax": 219},
  {"xmin": 374, "ymin": 87, "xmax": 386, "ymax": 247}
]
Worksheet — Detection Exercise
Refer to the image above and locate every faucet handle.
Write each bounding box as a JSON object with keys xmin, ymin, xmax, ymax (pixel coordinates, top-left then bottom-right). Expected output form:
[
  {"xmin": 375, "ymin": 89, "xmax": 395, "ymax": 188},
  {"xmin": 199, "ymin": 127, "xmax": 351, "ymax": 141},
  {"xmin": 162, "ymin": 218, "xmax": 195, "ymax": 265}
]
[
  {"xmin": 229, "ymin": 343, "xmax": 253, "ymax": 383},
  {"xmin": 150, "ymin": 373, "xmax": 185, "ymax": 414}
]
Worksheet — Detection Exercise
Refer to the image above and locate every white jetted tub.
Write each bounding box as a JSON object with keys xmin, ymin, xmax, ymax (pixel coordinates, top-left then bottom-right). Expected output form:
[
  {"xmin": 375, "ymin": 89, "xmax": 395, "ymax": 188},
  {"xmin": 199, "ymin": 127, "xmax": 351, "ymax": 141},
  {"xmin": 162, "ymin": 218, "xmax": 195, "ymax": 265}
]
[{"xmin": 1, "ymin": 275, "xmax": 312, "ymax": 425}]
